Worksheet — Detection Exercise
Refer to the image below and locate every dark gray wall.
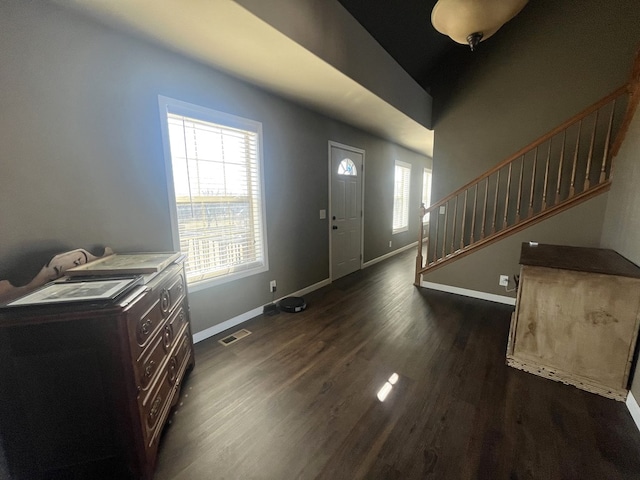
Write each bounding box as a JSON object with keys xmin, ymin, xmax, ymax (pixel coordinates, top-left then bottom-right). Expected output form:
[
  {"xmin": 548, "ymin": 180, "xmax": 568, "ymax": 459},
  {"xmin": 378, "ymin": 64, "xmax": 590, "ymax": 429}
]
[
  {"xmin": 0, "ymin": 0, "xmax": 428, "ymax": 334},
  {"xmin": 433, "ymin": 0, "xmax": 640, "ymax": 200},
  {"xmin": 426, "ymin": 0, "xmax": 640, "ymax": 294},
  {"xmin": 601, "ymin": 109, "xmax": 640, "ymax": 401},
  {"xmin": 235, "ymin": 0, "xmax": 432, "ymax": 129}
]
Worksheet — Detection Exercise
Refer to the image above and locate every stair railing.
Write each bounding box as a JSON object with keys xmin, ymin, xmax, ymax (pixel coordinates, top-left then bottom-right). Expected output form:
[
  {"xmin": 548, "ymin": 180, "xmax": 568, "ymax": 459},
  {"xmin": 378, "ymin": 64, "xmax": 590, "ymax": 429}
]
[{"xmin": 415, "ymin": 73, "xmax": 639, "ymax": 285}]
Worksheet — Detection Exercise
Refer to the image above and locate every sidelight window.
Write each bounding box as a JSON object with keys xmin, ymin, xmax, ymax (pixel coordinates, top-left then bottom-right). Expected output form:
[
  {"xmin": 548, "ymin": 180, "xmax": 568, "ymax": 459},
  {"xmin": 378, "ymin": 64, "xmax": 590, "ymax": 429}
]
[{"xmin": 392, "ymin": 160, "xmax": 411, "ymax": 234}]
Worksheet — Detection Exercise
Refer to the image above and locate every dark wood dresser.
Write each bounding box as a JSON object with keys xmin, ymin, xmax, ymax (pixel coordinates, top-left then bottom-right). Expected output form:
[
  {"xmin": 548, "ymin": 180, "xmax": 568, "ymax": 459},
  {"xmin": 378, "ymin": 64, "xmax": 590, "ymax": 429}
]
[
  {"xmin": 507, "ymin": 243, "xmax": 640, "ymax": 400},
  {"xmin": 0, "ymin": 258, "xmax": 194, "ymax": 479}
]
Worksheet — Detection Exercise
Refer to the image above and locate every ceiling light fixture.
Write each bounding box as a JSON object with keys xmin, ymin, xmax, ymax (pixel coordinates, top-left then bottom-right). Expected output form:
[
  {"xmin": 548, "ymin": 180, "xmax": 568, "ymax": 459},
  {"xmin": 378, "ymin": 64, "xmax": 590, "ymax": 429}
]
[{"xmin": 431, "ymin": 0, "xmax": 528, "ymax": 51}]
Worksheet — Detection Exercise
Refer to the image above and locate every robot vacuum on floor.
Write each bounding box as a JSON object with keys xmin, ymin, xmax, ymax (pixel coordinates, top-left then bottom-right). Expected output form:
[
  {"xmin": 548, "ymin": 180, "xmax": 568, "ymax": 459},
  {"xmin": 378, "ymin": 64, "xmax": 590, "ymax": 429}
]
[{"xmin": 278, "ymin": 296, "xmax": 307, "ymax": 313}]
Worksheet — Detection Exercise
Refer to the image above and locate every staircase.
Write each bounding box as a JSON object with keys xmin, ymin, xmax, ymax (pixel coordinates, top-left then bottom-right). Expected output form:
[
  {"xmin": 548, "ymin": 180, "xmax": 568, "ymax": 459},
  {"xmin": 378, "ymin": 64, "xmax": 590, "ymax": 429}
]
[{"xmin": 415, "ymin": 53, "xmax": 640, "ymax": 285}]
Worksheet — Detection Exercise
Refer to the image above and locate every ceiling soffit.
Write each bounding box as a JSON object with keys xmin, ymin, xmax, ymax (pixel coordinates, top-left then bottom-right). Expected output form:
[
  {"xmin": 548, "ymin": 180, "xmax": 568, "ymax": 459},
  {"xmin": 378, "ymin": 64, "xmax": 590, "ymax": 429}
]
[{"xmin": 53, "ymin": 0, "xmax": 434, "ymax": 156}]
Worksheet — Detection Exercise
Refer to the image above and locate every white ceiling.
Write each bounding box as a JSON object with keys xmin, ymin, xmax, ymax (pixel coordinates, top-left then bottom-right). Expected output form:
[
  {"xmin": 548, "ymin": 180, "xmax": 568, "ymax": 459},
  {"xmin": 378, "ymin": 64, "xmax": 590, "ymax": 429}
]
[{"xmin": 52, "ymin": 0, "xmax": 434, "ymax": 156}]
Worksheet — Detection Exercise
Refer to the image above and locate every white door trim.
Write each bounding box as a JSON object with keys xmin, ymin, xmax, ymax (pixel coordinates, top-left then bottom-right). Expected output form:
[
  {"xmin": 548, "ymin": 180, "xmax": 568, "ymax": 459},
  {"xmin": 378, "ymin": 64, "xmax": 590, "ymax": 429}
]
[{"xmin": 328, "ymin": 141, "xmax": 366, "ymax": 281}]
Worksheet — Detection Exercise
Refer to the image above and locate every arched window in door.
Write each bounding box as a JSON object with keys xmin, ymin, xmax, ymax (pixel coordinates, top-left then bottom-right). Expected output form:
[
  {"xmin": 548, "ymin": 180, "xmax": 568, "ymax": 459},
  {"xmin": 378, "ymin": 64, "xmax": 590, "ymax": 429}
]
[{"xmin": 337, "ymin": 158, "xmax": 357, "ymax": 176}]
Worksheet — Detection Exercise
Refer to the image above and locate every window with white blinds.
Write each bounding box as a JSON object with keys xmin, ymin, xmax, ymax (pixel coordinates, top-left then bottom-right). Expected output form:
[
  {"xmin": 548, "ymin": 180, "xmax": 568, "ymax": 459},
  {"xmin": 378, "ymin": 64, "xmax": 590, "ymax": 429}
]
[
  {"xmin": 392, "ymin": 160, "xmax": 411, "ymax": 234},
  {"xmin": 422, "ymin": 168, "xmax": 432, "ymax": 224},
  {"xmin": 159, "ymin": 97, "xmax": 268, "ymax": 287}
]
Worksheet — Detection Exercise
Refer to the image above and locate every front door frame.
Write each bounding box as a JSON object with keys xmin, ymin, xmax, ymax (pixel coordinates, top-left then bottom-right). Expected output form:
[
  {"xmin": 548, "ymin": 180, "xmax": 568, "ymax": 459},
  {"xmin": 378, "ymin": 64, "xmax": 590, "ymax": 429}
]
[{"xmin": 328, "ymin": 141, "xmax": 366, "ymax": 281}]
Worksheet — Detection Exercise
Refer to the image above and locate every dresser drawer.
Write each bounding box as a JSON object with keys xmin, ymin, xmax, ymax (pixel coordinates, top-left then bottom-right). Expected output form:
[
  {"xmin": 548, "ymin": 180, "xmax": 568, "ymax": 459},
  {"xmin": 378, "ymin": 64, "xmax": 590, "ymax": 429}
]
[
  {"xmin": 133, "ymin": 299, "xmax": 164, "ymax": 351},
  {"xmin": 134, "ymin": 305, "xmax": 188, "ymax": 392},
  {"xmin": 136, "ymin": 331, "xmax": 164, "ymax": 392},
  {"xmin": 165, "ymin": 273, "xmax": 186, "ymax": 315},
  {"xmin": 140, "ymin": 356, "xmax": 176, "ymax": 448},
  {"xmin": 173, "ymin": 330, "xmax": 192, "ymax": 383},
  {"xmin": 126, "ymin": 266, "xmax": 186, "ymax": 356},
  {"xmin": 163, "ymin": 301, "xmax": 189, "ymax": 352},
  {"xmin": 139, "ymin": 325, "xmax": 192, "ymax": 448}
]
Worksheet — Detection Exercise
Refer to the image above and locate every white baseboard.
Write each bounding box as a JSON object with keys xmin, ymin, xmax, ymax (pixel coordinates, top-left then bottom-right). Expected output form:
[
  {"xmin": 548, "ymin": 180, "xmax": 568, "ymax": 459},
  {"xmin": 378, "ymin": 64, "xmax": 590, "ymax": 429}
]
[
  {"xmin": 192, "ymin": 307, "xmax": 262, "ymax": 344},
  {"xmin": 363, "ymin": 241, "xmax": 418, "ymax": 269},
  {"xmin": 420, "ymin": 281, "xmax": 516, "ymax": 306},
  {"xmin": 291, "ymin": 278, "xmax": 331, "ymax": 297},
  {"xmin": 192, "ymin": 278, "xmax": 331, "ymax": 344},
  {"xmin": 626, "ymin": 391, "xmax": 640, "ymax": 432}
]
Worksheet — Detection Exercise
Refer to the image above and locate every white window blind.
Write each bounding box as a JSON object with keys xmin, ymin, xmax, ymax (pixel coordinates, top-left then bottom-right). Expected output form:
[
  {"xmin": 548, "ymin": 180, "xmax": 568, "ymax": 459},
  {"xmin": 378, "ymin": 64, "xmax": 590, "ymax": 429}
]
[
  {"xmin": 160, "ymin": 97, "xmax": 268, "ymax": 286},
  {"xmin": 422, "ymin": 168, "xmax": 432, "ymax": 223},
  {"xmin": 392, "ymin": 161, "xmax": 411, "ymax": 234}
]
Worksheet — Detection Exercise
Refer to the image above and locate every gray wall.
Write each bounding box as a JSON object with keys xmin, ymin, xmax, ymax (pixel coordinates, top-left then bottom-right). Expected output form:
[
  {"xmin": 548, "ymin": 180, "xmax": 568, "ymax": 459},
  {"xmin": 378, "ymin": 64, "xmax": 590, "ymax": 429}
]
[
  {"xmin": 426, "ymin": 0, "xmax": 640, "ymax": 294},
  {"xmin": 0, "ymin": 0, "xmax": 428, "ymax": 334},
  {"xmin": 433, "ymin": 0, "xmax": 640, "ymax": 200},
  {"xmin": 234, "ymin": 0, "xmax": 432, "ymax": 129},
  {"xmin": 601, "ymin": 109, "xmax": 640, "ymax": 401}
]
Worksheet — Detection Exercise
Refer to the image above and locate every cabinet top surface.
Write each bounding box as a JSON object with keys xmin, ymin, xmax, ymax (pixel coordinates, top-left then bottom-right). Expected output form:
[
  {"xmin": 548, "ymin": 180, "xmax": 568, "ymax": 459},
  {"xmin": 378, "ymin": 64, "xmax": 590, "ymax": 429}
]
[
  {"xmin": 520, "ymin": 243, "xmax": 640, "ymax": 278},
  {"xmin": 0, "ymin": 261, "xmax": 183, "ymax": 325}
]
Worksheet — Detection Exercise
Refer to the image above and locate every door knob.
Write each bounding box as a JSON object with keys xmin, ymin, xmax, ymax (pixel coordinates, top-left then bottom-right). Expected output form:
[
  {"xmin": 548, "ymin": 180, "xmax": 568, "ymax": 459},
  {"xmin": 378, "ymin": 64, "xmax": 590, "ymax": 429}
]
[
  {"xmin": 332, "ymin": 216, "xmax": 336, "ymax": 220},
  {"xmin": 332, "ymin": 225, "xmax": 338, "ymax": 230}
]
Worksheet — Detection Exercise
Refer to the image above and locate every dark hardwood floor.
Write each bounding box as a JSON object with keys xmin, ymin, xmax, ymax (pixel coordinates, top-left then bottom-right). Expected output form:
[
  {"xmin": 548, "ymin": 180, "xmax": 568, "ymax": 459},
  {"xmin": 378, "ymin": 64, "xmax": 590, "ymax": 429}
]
[{"xmin": 154, "ymin": 250, "xmax": 640, "ymax": 480}]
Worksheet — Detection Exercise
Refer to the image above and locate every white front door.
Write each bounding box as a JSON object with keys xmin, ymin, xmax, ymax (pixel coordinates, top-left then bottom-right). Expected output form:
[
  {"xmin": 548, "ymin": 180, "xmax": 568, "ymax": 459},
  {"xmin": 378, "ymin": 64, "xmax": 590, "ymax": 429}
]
[{"xmin": 330, "ymin": 143, "xmax": 364, "ymax": 280}]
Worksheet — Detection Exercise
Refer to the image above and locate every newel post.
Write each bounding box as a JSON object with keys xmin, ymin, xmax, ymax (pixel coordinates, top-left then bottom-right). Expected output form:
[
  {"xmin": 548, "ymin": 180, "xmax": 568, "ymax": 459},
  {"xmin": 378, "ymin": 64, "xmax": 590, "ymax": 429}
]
[{"xmin": 415, "ymin": 203, "xmax": 427, "ymax": 286}]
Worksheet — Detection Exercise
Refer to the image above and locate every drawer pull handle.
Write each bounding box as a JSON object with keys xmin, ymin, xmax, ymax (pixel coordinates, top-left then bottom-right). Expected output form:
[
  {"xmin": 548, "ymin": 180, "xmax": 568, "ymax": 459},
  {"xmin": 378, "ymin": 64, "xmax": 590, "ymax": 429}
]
[
  {"xmin": 149, "ymin": 396, "xmax": 162, "ymax": 421},
  {"xmin": 140, "ymin": 319, "xmax": 153, "ymax": 336},
  {"xmin": 144, "ymin": 361, "xmax": 156, "ymax": 378},
  {"xmin": 168, "ymin": 358, "xmax": 177, "ymax": 383},
  {"xmin": 163, "ymin": 325, "xmax": 173, "ymax": 349},
  {"xmin": 160, "ymin": 289, "xmax": 171, "ymax": 313}
]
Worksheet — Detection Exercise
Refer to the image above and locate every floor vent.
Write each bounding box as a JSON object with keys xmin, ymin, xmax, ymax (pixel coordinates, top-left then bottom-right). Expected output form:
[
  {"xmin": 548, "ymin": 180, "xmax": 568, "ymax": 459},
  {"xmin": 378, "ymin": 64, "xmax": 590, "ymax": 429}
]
[{"xmin": 218, "ymin": 329, "xmax": 252, "ymax": 346}]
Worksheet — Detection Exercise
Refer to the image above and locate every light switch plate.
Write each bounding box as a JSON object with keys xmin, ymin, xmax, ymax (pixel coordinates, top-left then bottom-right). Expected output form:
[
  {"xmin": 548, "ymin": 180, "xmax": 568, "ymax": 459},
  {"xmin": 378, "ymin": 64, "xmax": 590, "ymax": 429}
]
[{"xmin": 320, "ymin": 209, "xmax": 326, "ymax": 219}]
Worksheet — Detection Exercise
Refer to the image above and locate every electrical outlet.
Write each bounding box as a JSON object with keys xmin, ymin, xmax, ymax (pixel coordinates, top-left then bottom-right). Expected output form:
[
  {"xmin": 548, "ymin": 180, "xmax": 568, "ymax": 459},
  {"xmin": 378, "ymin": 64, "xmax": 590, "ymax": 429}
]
[
  {"xmin": 389, "ymin": 241, "xmax": 392, "ymax": 248},
  {"xmin": 270, "ymin": 280, "xmax": 277, "ymax": 293},
  {"xmin": 499, "ymin": 275, "xmax": 509, "ymax": 287}
]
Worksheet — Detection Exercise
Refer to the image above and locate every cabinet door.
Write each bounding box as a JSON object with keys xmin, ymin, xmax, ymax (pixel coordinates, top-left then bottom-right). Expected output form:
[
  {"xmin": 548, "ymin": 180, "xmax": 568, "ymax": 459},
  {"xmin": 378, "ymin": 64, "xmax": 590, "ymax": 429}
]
[{"xmin": 512, "ymin": 265, "xmax": 640, "ymax": 391}]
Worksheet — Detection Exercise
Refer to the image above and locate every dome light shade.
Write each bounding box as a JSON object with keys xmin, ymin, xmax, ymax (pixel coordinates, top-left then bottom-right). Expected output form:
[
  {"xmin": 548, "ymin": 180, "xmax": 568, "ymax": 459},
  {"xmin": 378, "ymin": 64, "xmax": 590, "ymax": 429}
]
[{"xmin": 431, "ymin": 0, "xmax": 528, "ymax": 50}]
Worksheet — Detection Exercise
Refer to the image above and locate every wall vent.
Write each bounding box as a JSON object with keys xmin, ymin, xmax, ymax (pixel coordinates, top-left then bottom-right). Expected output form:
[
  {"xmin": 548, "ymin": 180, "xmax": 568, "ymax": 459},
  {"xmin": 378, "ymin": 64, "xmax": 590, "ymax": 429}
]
[{"xmin": 218, "ymin": 329, "xmax": 252, "ymax": 346}]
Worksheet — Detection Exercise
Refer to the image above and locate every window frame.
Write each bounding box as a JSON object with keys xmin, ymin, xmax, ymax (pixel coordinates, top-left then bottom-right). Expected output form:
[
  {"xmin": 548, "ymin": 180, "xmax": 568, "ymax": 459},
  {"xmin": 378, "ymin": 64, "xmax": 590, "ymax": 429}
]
[
  {"xmin": 392, "ymin": 160, "xmax": 412, "ymax": 234},
  {"xmin": 158, "ymin": 96, "xmax": 269, "ymax": 292}
]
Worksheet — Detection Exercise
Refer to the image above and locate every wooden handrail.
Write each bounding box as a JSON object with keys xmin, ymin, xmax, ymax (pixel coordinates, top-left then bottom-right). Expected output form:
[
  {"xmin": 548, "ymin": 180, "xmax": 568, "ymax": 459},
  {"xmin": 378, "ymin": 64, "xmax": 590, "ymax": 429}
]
[
  {"xmin": 418, "ymin": 182, "xmax": 611, "ymax": 277},
  {"xmin": 422, "ymin": 85, "xmax": 629, "ymax": 216}
]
